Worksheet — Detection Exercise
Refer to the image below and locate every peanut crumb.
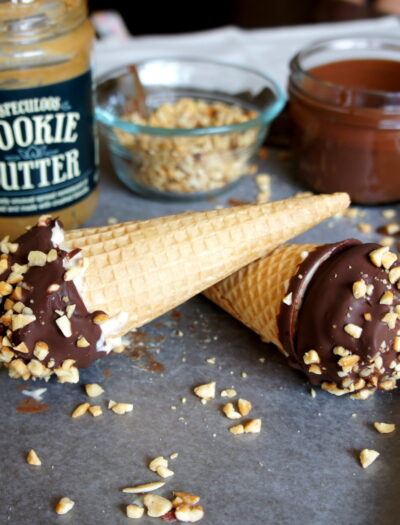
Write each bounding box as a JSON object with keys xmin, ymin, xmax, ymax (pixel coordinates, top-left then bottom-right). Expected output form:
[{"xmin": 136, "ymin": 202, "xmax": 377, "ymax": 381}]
[
  {"xmin": 193, "ymin": 382, "xmax": 216, "ymax": 400},
  {"xmin": 344, "ymin": 323, "xmax": 362, "ymax": 338},
  {"xmin": 358, "ymin": 222, "xmax": 372, "ymax": 233},
  {"xmin": 71, "ymin": 402, "xmax": 90, "ymax": 418},
  {"xmin": 221, "ymin": 389, "xmax": 237, "ymax": 398},
  {"xmin": 229, "ymin": 424, "xmax": 244, "ymax": 435},
  {"xmin": 84, "ymin": 383, "xmax": 104, "ymax": 398},
  {"xmin": 144, "ymin": 494, "xmax": 172, "ymax": 518},
  {"xmin": 126, "ymin": 504, "xmax": 144, "ymax": 519},
  {"xmin": 122, "ymin": 481, "xmax": 165, "ymax": 494},
  {"xmin": 359, "ymin": 449, "xmax": 379, "ymax": 468},
  {"xmin": 175, "ymin": 503, "xmax": 204, "ymax": 522},
  {"xmin": 374, "ymin": 422, "xmax": 395, "ymax": 434},
  {"xmin": 244, "ymin": 418, "xmax": 262, "ymax": 433},
  {"xmin": 26, "ymin": 449, "xmax": 41, "ymax": 466},
  {"xmin": 55, "ymin": 497, "xmax": 75, "ymax": 515},
  {"xmin": 222, "ymin": 402, "xmax": 242, "ymax": 420},
  {"xmin": 88, "ymin": 405, "xmax": 102, "ymax": 417},
  {"xmin": 238, "ymin": 398, "xmax": 252, "ymax": 416}
]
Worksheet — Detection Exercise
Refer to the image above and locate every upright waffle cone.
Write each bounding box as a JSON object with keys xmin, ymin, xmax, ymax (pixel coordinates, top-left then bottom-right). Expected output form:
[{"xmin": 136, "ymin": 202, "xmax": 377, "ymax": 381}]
[
  {"xmin": 64, "ymin": 193, "xmax": 349, "ymax": 337},
  {"xmin": 204, "ymin": 244, "xmax": 320, "ymax": 353}
]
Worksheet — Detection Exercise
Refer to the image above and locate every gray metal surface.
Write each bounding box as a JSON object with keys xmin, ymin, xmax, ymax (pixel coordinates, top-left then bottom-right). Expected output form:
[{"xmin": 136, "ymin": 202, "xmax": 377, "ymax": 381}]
[{"xmin": 1, "ymin": 147, "xmax": 400, "ymax": 525}]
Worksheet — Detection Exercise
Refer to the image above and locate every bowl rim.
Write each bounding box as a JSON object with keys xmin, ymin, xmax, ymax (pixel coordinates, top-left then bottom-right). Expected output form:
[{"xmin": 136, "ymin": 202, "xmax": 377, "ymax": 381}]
[{"xmin": 95, "ymin": 56, "xmax": 286, "ymax": 136}]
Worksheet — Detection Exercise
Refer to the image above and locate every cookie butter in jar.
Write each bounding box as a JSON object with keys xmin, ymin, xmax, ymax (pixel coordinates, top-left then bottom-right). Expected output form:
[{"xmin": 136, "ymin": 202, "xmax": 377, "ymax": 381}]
[
  {"xmin": 0, "ymin": 0, "xmax": 98, "ymax": 237},
  {"xmin": 289, "ymin": 36, "xmax": 400, "ymax": 204}
]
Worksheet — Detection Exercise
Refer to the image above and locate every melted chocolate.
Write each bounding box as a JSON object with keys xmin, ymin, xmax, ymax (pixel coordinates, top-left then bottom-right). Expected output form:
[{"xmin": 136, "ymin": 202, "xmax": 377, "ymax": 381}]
[
  {"xmin": 279, "ymin": 240, "xmax": 400, "ymax": 392},
  {"xmin": 1, "ymin": 219, "xmax": 105, "ymax": 370}
]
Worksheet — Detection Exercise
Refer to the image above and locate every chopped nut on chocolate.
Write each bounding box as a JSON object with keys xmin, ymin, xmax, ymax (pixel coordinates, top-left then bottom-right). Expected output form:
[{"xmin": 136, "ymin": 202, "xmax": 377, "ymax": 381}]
[
  {"xmin": 382, "ymin": 251, "xmax": 398, "ymax": 269},
  {"xmin": 26, "ymin": 449, "xmax": 41, "ymax": 466},
  {"xmin": 359, "ymin": 449, "xmax": 379, "ymax": 468},
  {"xmin": 369, "ymin": 246, "xmax": 389, "ymax": 267},
  {"xmin": 143, "ymin": 494, "xmax": 173, "ymax": 518},
  {"xmin": 55, "ymin": 315, "xmax": 72, "ymax": 338},
  {"xmin": 333, "ymin": 346, "xmax": 351, "ymax": 357},
  {"xmin": 71, "ymin": 402, "xmax": 90, "ymax": 418},
  {"xmin": 175, "ymin": 503, "xmax": 205, "ymax": 523},
  {"xmin": 389, "ymin": 266, "xmax": 400, "ymax": 284},
  {"xmin": 380, "ymin": 291, "xmax": 394, "ymax": 305},
  {"xmin": 374, "ymin": 422, "xmax": 395, "ymax": 434},
  {"xmin": 84, "ymin": 383, "xmax": 104, "ymax": 398},
  {"xmin": 222, "ymin": 402, "xmax": 242, "ymax": 420},
  {"xmin": 381, "ymin": 311, "xmax": 397, "ymax": 329},
  {"xmin": 14, "ymin": 341, "xmax": 29, "ymax": 354},
  {"xmin": 352, "ymin": 279, "xmax": 367, "ymax": 299},
  {"xmin": 47, "ymin": 249, "xmax": 58, "ymax": 263},
  {"xmin": 309, "ymin": 364, "xmax": 322, "ymax": 375},
  {"xmin": 76, "ymin": 336, "xmax": 90, "ymax": 348},
  {"xmin": 393, "ymin": 337, "xmax": 400, "ymax": 351},
  {"xmin": 12, "ymin": 313, "xmax": 36, "ymax": 331},
  {"xmin": 338, "ymin": 354, "xmax": 360, "ymax": 368},
  {"xmin": 28, "ymin": 250, "xmax": 47, "ymax": 267},
  {"xmin": 33, "ymin": 341, "xmax": 49, "ymax": 361},
  {"xmin": 122, "ymin": 481, "xmax": 165, "ymax": 494},
  {"xmin": 379, "ymin": 236, "xmax": 395, "ymax": 247},
  {"xmin": 303, "ymin": 349, "xmax": 320, "ymax": 365},
  {"xmin": 283, "ymin": 292, "xmax": 292, "ymax": 305},
  {"xmin": 126, "ymin": 505, "xmax": 144, "ymax": 519},
  {"xmin": 193, "ymin": 382, "xmax": 216, "ymax": 400},
  {"xmin": 55, "ymin": 497, "xmax": 75, "ymax": 515},
  {"xmin": 344, "ymin": 323, "xmax": 363, "ymax": 339},
  {"xmin": 93, "ymin": 313, "xmax": 109, "ymax": 325}
]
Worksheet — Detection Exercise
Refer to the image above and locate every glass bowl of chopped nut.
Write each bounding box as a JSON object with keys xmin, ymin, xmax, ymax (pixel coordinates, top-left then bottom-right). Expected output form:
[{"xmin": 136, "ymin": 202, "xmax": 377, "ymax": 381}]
[{"xmin": 96, "ymin": 57, "xmax": 285, "ymax": 200}]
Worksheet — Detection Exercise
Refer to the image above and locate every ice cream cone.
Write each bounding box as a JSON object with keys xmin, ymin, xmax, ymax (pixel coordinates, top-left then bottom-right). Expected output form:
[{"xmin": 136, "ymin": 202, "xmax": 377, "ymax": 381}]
[
  {"xmin": 204, "ymin": 243, "xmax": 319, "ymax": 353},
  {"xmin": 64, "ymin": 193, "xmax": 349, "ymax": 337}
]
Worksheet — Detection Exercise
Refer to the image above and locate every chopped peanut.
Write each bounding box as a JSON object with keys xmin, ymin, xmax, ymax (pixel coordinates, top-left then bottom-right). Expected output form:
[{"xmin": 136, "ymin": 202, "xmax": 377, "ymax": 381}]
[
  {"xmin": 26, "ymin": 449, "xmax": 41, "ymax": 466},
  {"xmin": 359, "ymin": 449, "xmax": 379, "ymax": 468}
]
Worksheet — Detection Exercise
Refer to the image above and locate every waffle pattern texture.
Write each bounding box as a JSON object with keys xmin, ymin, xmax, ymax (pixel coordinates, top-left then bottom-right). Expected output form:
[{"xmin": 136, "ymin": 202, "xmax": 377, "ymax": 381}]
[
  {"xmin": 64, "ymin": 193, "xmax": 349, "ymax": 336},
  {"xmin": 205, "ymin": 244, "xmax": 319, "ymax": 352}
]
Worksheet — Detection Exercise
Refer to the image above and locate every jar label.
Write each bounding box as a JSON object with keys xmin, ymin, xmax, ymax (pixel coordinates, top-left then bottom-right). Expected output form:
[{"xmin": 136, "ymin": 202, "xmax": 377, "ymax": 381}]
[{"xmin": 0, "ymin": 71, "xmax": 97, "ymax": 216}]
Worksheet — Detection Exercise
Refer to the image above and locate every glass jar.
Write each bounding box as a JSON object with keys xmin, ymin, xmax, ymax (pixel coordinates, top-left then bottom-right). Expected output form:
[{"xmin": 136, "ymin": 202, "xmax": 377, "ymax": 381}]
[
  {"xmin": 0, "ymin": 0, "xmax": 98, "ymax": 237},
  {"xmin": 289, "ymin": 36, "xmax": 400, "ymax": 205}
]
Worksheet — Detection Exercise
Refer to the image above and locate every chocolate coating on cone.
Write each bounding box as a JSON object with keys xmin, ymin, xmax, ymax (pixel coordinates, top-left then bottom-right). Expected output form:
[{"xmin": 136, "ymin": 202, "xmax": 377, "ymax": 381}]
[
  {"xmin": 279, "ymin": 240, "xmax": 400, "ymax": 394},
  {"xmin": 0, "ymin": 219, "xmax": 105, "ymax": 370}
]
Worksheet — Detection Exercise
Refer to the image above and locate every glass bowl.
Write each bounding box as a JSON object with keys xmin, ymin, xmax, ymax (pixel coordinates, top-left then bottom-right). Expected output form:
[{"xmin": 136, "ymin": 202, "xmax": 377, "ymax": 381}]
[{"xmin": 96, "ymin": 57, "xmax": 285, "ymax": 200}]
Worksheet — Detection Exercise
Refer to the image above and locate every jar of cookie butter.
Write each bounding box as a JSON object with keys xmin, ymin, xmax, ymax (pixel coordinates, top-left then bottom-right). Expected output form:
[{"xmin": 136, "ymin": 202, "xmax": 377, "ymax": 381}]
[
  {"xmin": 289, "ymin": 36, "xmax": 400, "ymax": 204},
  {"xmin": 0, "ymin": 0, "xmax": 98, "ymax": 237}
]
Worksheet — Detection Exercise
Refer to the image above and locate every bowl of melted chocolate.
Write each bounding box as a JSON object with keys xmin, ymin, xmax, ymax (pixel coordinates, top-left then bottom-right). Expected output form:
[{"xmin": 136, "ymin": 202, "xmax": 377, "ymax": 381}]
[{"xmin": 289, "ymin": 36, "xmax": 400, "ymax": 204}]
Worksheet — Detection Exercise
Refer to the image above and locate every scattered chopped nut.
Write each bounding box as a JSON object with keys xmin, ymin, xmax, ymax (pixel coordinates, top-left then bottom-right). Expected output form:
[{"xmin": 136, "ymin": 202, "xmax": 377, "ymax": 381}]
[
  {"xmin": 358, "ymin": 222, "xmax": 372, "ymax": 233},
  {"xmin": 175, "ymin": 503, "xmax": 205, "ymax": 523},
  {"xmin": 84, "ymin": 383, "xmax": 104, "ymax": 398},
  {"xmin": 238, "ymin": 399, "xmax": 252, "ymax": 416},
  {"xmin": 382, "ymin": 251, "xmax": 397, "ymax": 269},
  {"xmin": 170, "ymin": 452, "xmax": 178, "ymax": 460},
  {"xmin": 222, "ymin": 402, "xmax": 242, "ymax": 420},
  {"xmin": 309, "ymin": 364, "xmax": 322, "ymax": 375},
  {"xmin": 374, "ymin": 422, "xmax": 395, "ymax": 434},
  {"xmin": 33, "ymin": 341, "xmax": 49, "ymax": 361},
  {"xmin": 143, "ymin": 494, "xmax": 173, "ymax": 518},
  {"xmin": 126, "ymin": 505, "xmax": 144, "ymax": 519},
  {"xmin": 384, "ymin": 222, "xmax": 400, "ymax": 235},
  {"xmin": 333, "ymin": 346, "xmax": 351, "ymax": 357},
  {"xmin": 26, "ymin": 449, "xmax": 41, "ymax": 466},
  {"xmin": 156, "ymin": 465, "xmax": 174, "ymax": 478},
  {"xmin": 379, "ymin": 236, "xmax": 395, "ymax": 247},
  {"xmin": 173, "ymin": 492, "xmax": 200, "ymax": 506},
  {"xmin": 88, "ymin": 405, "xmax": 102, "ymax": 417},
  {"xmin": 382, "ymin": 209, "xmax": 396, "ymax": 219},
  {"xmin": 193, "ymin": 382, "xmax": 215, "ymax": 400},
  {"xmin": 338, "ymin": 354, "xmax": 360, "ymax": 368},
  {"xmin": 71, "ymin": 402, "xmax": 90, "ymax": 418},
  {"xmin": 244, "ymin": 418, "xmax": 262, "ymax": 433},
  {"xmin": 149, "ymin": 456, "xmax": 168, "ymax": 472},
  {"xmin": 12, "ymin": 313, "xmax": 36, "ymax": 331},
  {"xmin": 110, "ymin": 402, "xmax": 133, "ymax": 415},
  {"xmin": 381, "ymin": 311, "xmax": 397, "ymax": 329},
  {"xmin": 206, "ymin": 357, "xmax": 216, "ymax": 364},
  {"xmin": 122, "ymin": 481, "xmax": 165, "ymax": 493},
  {"xmin": 55, "ymin": 497, "xmax": 75, "ymax": 515},
  {"xmin": 389, "ymin": 266, "xmax": 400, "ymax": 284},
  {"xmin": 359, "ymin": 449, "xmax": 380, "ymax": 468},
  {"xmin": 229, "ymin": 424, "xmax": 244, "ymax": 435},
  {"xmin": 221, "ymin": 389, "xmax": 237, "ymax": 398}
]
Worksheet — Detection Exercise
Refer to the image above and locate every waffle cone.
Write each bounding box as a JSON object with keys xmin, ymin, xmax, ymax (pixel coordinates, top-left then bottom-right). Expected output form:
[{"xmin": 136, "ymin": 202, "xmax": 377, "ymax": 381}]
[
  {"xmin": 204, "ymin": 244, "xmax": 320, "ymax": 353},
  {"xmin": 64, "ymin": 193, "xmax": 349, "ymax": 337}
]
